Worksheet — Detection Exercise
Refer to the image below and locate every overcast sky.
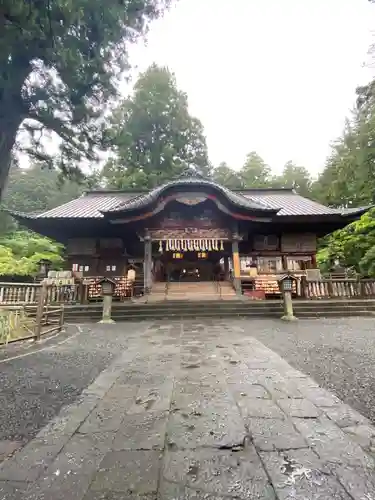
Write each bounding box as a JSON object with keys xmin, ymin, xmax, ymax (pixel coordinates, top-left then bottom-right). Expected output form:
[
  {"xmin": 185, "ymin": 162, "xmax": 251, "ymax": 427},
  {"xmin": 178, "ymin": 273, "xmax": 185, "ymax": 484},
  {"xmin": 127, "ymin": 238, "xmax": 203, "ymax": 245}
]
[{"xmin": 125, "ymin": 0, "xmax": 375, "ymax": 176}]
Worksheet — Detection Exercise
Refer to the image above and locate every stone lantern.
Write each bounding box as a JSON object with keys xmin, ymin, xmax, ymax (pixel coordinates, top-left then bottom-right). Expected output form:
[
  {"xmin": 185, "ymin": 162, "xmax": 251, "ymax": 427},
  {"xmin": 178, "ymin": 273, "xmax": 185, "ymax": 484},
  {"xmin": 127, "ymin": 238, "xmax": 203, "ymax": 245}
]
[
  {"xmin": 278, "ymin": 273, "xmax": 298, "ymax": 321},
  {"xmin": 37, "ymin": 259, "xmax": 52, "ymax": 279},
  {"xmin": 98, "ymin": 277, "xmax": 117, "ymax": 324}
]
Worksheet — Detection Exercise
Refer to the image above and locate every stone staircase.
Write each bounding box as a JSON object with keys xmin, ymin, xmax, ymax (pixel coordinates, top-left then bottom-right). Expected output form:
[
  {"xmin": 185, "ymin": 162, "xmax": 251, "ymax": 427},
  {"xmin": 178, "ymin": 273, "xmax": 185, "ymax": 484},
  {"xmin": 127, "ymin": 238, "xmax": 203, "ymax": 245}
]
[
  {"xmin": 63, "ymin": 298, "xmax": 375, "ymax": 323},
  {"xmin": 166, "ymin": 281, "xmax": 219, "ymax": 301},
  {"xmin": 218, "ymin": 281, "xmax": 237, "ymax": 299}
]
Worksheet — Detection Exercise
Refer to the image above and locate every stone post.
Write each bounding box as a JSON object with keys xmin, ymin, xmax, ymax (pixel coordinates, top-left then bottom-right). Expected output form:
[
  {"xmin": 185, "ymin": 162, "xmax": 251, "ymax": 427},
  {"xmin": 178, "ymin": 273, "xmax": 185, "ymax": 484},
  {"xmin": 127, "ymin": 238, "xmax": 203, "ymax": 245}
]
[
  {"xmin": 281, "ymin": 290, "xmax": 297, "ymax": 321},
  {"xmin": 231, "ymin": 234, "xmax": 242, "ymax": 296},
  {"xmin": 99, "ymin": 295, "xmax": 115, "ymax": 324},
  {"xmin": 98, "ymin": 278, "xmax": 116, "ymax": 324},
  {"xmin": 278, "ymin": 274, "xmax": 298, "ymax": 321}
]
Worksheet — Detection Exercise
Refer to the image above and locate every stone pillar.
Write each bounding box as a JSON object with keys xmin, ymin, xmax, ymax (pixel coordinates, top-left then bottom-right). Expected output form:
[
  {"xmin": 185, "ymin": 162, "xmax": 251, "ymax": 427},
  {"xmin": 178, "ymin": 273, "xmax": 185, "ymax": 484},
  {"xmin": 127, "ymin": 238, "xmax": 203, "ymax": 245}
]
[
  {"xmin": 144, "ymin": 235, "xmax": 152, "ymax": 294},
  {"xmin": 281, "ymin": 290, "xmax": 297, "ymax": 321},
  {"xmin": 232, "ymin": 235, "xmax": 242, "ymax": 296},
  {"xmin": 99, "ymin": 295, "xmax": 115, "ymax": 324}
]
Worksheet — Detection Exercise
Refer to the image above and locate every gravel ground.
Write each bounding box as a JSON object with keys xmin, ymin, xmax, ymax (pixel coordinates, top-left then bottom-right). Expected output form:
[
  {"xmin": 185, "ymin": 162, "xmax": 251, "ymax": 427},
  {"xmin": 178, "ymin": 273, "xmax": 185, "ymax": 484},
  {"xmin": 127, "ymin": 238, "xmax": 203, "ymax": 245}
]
[
  {"xmin": 0, "ymin": 322, "xmax": 151, "ymax": 443},
  {"xmin": 243, "ymin": 317, "xmax": 375, "ymax": 424}
]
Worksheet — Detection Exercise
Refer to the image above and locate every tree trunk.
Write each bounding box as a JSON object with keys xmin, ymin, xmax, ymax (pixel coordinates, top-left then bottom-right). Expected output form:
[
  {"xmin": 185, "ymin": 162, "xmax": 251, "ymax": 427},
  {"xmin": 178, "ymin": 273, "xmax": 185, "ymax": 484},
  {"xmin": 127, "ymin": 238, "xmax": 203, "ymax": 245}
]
[
  {"xmin": 0, "ymin": 59, "xmax": 32, "ymax": 200},
  {"xmin": 0, "ymin": 118, "xmax": 21, "ymax": 199}
]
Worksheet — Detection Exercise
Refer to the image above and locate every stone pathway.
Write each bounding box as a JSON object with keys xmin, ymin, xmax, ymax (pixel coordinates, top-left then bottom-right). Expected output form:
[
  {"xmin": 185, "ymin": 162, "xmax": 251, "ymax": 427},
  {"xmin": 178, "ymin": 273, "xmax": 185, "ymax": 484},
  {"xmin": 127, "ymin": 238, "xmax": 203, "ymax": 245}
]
[{"xmin": 0, "ymin": 320, "xmax": 374, "ymax": 499}]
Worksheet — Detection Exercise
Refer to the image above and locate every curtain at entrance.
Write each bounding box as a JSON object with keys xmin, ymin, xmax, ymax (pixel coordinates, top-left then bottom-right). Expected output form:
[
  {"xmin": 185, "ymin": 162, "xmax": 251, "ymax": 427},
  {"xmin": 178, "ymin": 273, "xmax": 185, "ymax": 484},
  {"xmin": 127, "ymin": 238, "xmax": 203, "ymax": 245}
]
[{"xmin": 159, "ymin": 239, "xmax": 225, "ymax": 252}]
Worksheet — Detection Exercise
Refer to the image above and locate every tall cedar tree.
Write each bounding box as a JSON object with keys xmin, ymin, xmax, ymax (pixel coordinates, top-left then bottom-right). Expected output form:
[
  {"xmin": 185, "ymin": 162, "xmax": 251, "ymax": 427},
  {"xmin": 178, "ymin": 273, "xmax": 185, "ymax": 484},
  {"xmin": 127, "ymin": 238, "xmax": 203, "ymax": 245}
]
[
  {"xmin": 102, "ymin": 64, "xmax": 210, "ymax": 189},
  {"xmin": 0, "ymin": 0, "xmax": 171, "ymax": 197}
]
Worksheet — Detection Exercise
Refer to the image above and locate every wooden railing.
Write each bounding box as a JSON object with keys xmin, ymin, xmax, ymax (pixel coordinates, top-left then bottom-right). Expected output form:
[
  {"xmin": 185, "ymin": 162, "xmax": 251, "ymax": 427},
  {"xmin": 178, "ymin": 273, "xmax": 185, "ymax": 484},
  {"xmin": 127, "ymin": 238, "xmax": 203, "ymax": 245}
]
[
  {"xmin": 0, "ymin": 282, "xmax": 81, "ymax": 305},
  {"xmin": 300, "ymin": 278, "xmax": 375, "ymax": 299},
  {"xmin": 0, "ymin": 304, "xmax": 64, "ymax": 344},
  {"xmin": 0, "ymin": 282, "xmax": 40, "ymax": 304}
]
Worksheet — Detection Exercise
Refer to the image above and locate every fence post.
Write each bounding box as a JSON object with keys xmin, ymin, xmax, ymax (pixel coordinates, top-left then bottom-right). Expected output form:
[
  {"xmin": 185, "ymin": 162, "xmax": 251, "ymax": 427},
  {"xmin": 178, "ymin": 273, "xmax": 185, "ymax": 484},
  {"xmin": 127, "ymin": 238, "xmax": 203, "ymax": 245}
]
[
  {"xmin": 327, "ymin": 279, "xmax": 333, "ymax": 297},
  {"xmin": 34, "ymin": 282, "xmax": 47, "ymax": 341},
  {"xmin": 59, "ymin": 305, "xmax": 65, "ymax": 332}
]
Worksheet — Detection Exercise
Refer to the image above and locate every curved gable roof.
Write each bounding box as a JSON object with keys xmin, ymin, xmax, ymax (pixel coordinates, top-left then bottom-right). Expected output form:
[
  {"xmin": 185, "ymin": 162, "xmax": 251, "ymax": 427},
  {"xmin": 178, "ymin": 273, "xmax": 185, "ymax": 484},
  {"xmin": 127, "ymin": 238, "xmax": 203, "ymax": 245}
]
[{"xmin": 104, "ymin": 177, "xmax": 278, "ymax": 214}]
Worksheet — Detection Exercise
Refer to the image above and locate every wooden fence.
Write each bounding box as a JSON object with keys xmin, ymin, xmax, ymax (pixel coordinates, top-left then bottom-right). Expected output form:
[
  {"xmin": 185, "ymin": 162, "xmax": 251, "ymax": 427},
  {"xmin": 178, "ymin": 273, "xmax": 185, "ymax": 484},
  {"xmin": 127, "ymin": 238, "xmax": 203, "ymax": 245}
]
[
  {"xmin": 2, "ymin": 277, "xmax": 375, "ymax": 306},
  {"xmin": 0, "ymin": 304, "xmax": 64, "ymax": 344},
  {"xmin": 0, "ymin": 282, "xmax": 80, "ymax": 305},
  {"xmin": 300, "ymin": 278, "xmax": 375, "ymax": 299}
]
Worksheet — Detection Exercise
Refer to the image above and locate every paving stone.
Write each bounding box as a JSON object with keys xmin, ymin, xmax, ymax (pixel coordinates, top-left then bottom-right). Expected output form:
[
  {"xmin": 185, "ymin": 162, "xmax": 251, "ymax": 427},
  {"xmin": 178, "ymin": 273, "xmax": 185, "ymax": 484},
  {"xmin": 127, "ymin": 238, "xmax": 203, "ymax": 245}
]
[
  {"xmin": 297, "ymin": 386, "xmax": 341, "ymax": 407},
  {"xmin": 0, "ymin": 440, "xmax": 23, "ymax": 462},
  {"xmin": 45, "ymin": 431, "xmax": 115, "ymax": 478},
  {"xmin": 293, "ymin": 417, "xmax": 375, "ymax": 468},
  {"xmin": 342, "ymin": 424, "xmax": 375, "ymax": 451},
  {"xmin": 227, "ymin": 383, "xmax": 270, "ymax": 400},
  {"xmin": 90, "ymin": 451, "xmax": 161, "ymax": 494},
  {"xmin": 172, "ymin": 384, "xmax": 231, "ymax": 411},
  {"xmin": 78, "ymin": 402, "xmax": 126, "ymax": 434},
  {"xmin": 127, "ymin": 378, "xmax": 174, "ymax": 414},
  {"xmin": 262, "ymin": 379, "xmax": 303, "ymax": 399},
  {"xmin": 23, "ymin": 471, "xmax": 94, "ymax": 500},
  {"xmin": 158, "ymin": 480, "xmax": 247, "ymax": 499},
  {"xmin": 238, "ymin": 398, "xmax": 285, "ymax": 420},
  {"xmin": 103, "ymin": 383, "xmax": 139, "ymax": 403},
  {"xmin": 83, "ymin": 491, "xmax": 156, "ymax": 500},
  {"xmin": 334, "ymin": 465, "xmax": 375, "ymax": 500},
  {"xmin": 247, "ymin": 418, "xmax": 308, "ymax": 451},
  {"xmin": 162, "ymin": 448, "xmax": 275, "ymax": 499},
  {"xmin": 166, "ymin": 405, "xmax": 246, "ymax": 450},
  {"xmin": 0, "ymin": 438, "xmax": 64, "ymax": 482},
  {"xmin": 260, "ymin": 449, "xmax": 351, "ymax": 499},
  {"xmin": 0, "ymin": 480, "xmax": 28, "ymax": 500},
  {"xmin": 277, "ymin": 398, "xmax": 320, "ymax": 418},
  {"xmin": 323, "ymin": 404, "xmax": 371, "ymax": 428},
  {"xmin": 113, "ymin": 411, "xmax": 167, "ymax": 451}
]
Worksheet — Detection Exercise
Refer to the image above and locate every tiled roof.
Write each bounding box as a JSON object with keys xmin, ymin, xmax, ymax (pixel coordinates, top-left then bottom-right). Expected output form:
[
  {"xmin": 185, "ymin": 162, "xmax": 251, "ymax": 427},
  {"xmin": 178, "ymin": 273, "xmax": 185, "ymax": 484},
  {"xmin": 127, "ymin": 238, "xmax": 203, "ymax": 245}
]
[
  {"xmin": 239, "ymin": 189, "xmax": 338, "ymax": 216},
  {"xmin": 9, "ymin": 184, "xmax": 369, "ymax": 220},
  {"xmin": 107, "ymin": 177, "xmax": 275, "ymax": 213},
  {"xmin": 33, "ymin": 192, "xmax": 138, "ymax": 219}
]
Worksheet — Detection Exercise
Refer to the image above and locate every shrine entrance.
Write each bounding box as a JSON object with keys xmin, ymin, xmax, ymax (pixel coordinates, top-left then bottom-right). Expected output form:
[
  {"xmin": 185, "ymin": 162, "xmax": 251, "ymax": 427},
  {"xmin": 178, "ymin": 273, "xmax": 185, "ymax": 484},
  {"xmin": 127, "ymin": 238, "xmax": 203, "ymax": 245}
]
[{"xmin": 155, "ymin": 251, "xmax": 225, "ymax": 283}]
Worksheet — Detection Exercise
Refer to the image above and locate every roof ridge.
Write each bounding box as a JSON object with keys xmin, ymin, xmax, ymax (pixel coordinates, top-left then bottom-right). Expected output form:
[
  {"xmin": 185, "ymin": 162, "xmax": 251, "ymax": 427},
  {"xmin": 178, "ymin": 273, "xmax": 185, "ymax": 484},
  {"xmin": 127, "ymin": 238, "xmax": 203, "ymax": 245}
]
[{"xmin": 104, "ymin": 177, "xmax": 278, "ymax": 214}]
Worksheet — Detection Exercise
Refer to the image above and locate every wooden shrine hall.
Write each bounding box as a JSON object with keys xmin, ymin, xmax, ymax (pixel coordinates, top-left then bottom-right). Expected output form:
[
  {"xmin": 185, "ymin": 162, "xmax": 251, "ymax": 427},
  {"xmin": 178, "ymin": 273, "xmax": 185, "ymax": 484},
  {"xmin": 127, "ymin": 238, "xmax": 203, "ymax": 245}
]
[{"xmin": 8, "ymin": 172, "xmax": 368, "ymax": 301}]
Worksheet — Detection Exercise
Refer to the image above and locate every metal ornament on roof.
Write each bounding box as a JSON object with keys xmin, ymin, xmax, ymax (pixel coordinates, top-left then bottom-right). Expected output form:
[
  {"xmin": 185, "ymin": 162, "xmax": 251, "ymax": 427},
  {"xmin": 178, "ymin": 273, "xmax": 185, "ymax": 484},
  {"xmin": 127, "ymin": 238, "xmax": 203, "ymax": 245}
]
[{"xmin": 158, "ymin": 239, "xmax": 225, "ymax": 253}]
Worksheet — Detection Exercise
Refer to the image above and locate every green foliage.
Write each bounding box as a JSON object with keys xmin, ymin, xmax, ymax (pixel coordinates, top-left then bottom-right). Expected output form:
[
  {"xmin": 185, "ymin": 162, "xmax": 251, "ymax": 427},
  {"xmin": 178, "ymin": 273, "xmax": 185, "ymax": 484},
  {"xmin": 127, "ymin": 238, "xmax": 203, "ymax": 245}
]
[
  {"xmin": 0, "ymin": 163, "xmax": 87, "ymax": 233},
  {"xmin": 102, "ymin": 64, "xmax": 210, "ymax": 189},
  {"xmin": 211, "ymin": 155, "xmax": 313, "ymax": 194},
  {"xmin": 240, "ymin": 152, "xmax": 272, "ymax": 188},
  {"xmin": 272, "ymin": 161, "xmax": 312, "ymax": 197},
  {"xmin": 0, "ymin": 231, "xmax": 64, "ymax": 277},
  {"xmin": 0, "ymin": 0, "xmax": 171, "ymax": 197},
  {"xmin": 316, "ymin": 209, "xmax": 375, "ymax": 277},
  {"xmin": 212, "ymin": 162, "xmax": 243, "ymax": 189}
]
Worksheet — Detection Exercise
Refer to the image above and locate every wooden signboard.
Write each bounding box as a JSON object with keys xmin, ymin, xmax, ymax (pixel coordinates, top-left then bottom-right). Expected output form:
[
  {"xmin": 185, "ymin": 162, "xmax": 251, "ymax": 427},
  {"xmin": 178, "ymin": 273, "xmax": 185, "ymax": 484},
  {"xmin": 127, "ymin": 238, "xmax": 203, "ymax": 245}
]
[{"xmin": 281, "ymin": 233, "xmax": 317, "ymax": 253}]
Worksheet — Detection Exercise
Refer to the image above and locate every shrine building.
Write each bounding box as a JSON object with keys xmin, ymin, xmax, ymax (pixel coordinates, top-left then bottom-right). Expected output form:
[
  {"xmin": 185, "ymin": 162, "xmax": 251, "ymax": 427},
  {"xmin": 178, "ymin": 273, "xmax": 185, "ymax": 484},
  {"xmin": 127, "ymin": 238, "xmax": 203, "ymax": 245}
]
[{"xmin": 8, "ymin": 173, "xmax": 368, "ymax": 300}]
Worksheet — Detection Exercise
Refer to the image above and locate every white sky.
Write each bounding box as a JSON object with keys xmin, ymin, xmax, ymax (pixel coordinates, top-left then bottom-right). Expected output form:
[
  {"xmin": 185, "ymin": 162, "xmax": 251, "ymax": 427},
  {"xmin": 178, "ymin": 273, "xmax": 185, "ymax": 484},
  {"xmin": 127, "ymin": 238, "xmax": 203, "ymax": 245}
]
[{"xmin": 126, "ymin": 0, "xmax": 375, "ymax": 176}]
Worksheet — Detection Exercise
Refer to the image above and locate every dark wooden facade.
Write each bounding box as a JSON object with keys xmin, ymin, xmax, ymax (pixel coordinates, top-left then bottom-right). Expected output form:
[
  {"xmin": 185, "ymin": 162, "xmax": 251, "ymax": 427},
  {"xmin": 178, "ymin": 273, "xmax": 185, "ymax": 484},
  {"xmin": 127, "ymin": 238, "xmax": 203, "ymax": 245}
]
[{"xmin": 8, "ymin": 174, "xmax": 369, "ymax": 298}]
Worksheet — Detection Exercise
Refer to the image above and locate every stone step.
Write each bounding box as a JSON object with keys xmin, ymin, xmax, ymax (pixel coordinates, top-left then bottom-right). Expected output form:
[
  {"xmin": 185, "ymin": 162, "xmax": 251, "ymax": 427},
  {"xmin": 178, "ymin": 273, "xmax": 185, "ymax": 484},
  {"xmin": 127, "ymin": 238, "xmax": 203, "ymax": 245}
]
[{"xmin": 63, "ymin": 299, "xmax": 375, "ymax": 322}]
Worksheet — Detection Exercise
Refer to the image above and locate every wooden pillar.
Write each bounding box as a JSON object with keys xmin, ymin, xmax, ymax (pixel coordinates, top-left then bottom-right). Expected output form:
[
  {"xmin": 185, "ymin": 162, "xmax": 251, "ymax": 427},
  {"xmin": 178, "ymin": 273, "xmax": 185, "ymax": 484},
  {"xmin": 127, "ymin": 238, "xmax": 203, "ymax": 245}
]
[
  {"xmin": 311, "ymin": 254, "xmax": 317, "ymax": 268},
  {"xmin": 224, "ymin": 256, "xmax": 230, "ymax": 280},
  {"xmin": 282, "ymin": 255, "xmax": 288, "ymax": 271},
  {"xmin": 232, "ymin": 234, "xmax": 241, "ymax": 296},
  {"xmin": 144, "ymin": 235, "xmax": 152, "ymax": 293}
]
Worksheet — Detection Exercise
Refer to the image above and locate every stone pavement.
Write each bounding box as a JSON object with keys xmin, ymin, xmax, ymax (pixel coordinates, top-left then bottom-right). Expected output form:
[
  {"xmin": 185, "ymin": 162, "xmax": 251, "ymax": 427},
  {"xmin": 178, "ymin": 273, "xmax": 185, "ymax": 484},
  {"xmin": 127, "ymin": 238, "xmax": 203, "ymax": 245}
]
[{"xmin": 0, "ymin": 320, "xmax": 374, "ymax": 499}]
